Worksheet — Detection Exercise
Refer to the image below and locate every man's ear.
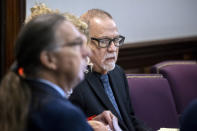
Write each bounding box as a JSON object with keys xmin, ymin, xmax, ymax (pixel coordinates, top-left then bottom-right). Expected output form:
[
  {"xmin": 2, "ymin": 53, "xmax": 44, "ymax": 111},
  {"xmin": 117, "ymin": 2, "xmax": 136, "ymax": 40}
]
[{"xmin": 40, "ymin": 51, "xmax": 57, "ymax": 70}]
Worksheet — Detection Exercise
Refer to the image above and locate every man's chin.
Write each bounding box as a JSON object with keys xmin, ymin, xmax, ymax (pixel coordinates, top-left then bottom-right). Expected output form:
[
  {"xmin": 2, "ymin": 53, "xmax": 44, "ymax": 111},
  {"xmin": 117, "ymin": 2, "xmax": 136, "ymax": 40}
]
[
  {"xmin": 72, "ymin": 76, "xmax": 83, "ymax": 89},
  {"xmin": 77, "ymin": 71, "xmax": 85, "ymax": 82},
  {"xmin": 102, "ymin": 63, "xmax": 115, "ymax": 72}
]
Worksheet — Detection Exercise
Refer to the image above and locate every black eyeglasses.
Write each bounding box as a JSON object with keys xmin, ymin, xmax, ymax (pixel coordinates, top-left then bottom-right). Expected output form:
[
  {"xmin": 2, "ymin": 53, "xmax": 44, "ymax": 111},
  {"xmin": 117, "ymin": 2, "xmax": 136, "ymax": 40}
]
[{"xmin": 91, "ymin": 35, "xmax": 125, "ymax": 48}]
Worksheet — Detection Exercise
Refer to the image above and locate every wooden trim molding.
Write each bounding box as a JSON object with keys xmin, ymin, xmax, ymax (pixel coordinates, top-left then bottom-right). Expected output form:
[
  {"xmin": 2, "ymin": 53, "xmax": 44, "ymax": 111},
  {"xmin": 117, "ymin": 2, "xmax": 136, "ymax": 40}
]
[
  {"xmin": 117, "ymin": 36, "xmax": 197, "ymax": 73},
  {"xmin": 0, "ymin": 0, "xmax": 26, "ymax": 80},
  {"xmin": 0, "ymin": 0, "xmax": 6, "ymax": 80}
]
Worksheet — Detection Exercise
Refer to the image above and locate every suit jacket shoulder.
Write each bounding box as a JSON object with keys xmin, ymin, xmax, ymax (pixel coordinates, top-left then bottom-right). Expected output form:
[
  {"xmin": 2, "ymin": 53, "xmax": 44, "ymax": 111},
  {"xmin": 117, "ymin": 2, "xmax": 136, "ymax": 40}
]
[{"xmin": 27, "ymin": 80, "xmax": 92, "ymax": 131}]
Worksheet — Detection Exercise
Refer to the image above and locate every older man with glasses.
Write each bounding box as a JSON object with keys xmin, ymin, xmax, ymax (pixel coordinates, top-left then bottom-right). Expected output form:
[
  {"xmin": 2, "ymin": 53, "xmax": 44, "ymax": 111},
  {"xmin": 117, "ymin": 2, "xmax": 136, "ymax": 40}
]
[{"xmin": 69, "ymin": 9, "xmax": 151, "ymax": 131}]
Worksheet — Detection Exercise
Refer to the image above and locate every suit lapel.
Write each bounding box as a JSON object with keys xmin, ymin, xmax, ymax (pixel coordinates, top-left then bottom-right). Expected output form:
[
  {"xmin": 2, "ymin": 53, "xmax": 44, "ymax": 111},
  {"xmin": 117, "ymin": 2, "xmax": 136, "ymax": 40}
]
[{"xmin": 86, "ymin": 72, "xmax": 120, "ymax": 117}]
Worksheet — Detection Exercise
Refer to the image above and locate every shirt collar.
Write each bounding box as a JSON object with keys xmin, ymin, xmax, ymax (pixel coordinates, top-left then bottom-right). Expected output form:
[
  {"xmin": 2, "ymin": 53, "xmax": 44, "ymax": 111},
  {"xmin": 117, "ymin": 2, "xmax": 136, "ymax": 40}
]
[
  {"xmin": 36, "ymin": 79, "xmax": 71, "ymax": 98},
  {"xmin": 94, "ymin": 72, "xmax": 108, "ymax": 78}
]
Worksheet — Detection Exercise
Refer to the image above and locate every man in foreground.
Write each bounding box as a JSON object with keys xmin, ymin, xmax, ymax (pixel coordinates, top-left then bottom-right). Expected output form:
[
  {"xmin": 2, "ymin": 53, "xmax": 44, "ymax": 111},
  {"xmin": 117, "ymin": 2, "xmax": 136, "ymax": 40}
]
[{"xmin": 0, "ymin": 13, "xmax": 113, "ymax": 131}]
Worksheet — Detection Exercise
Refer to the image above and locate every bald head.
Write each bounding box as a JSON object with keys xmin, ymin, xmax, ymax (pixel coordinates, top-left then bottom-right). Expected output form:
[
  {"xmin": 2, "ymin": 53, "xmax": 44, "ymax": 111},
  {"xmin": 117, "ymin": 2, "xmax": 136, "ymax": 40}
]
[{"xmin": 80, "ymin": 9, "xmax": 112, "ymax": 26}]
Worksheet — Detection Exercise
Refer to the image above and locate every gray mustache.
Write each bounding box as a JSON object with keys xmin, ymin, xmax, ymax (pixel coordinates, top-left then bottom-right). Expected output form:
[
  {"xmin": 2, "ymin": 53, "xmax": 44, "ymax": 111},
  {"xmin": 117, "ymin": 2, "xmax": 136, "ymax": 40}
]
[{"xmin": 104, "ymin": 53, "xmax": 117, "ymax": 59}]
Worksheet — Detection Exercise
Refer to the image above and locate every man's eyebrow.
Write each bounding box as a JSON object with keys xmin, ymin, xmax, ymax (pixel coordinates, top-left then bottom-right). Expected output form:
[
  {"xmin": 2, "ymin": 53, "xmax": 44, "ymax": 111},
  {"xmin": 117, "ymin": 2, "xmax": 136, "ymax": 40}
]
[{"xmin": 66, "ymin": 37, "xmax": 83, "ymax": 46}]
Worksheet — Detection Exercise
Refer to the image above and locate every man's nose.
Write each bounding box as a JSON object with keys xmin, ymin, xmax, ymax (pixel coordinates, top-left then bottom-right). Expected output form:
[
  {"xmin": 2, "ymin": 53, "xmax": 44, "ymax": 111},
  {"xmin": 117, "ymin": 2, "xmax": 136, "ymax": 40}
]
[{"xmin": 108, "ymin": 41, "xmax": 117, "ymax": 52}]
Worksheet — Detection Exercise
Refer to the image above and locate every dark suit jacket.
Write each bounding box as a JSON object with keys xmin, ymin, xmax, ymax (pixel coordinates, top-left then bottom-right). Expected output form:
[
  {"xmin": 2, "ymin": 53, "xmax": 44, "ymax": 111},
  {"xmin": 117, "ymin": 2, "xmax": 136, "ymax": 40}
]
[
  {"xmin": 180, "ymin": 99, "xmax": 197, "ymax": 131},
  {"xmin": 26, "ymin": 79, "xmax": 93, "ymax": 131},
  {"xmin": 69, "ymin": 65, "xmax": 149, "ymax": 131}
]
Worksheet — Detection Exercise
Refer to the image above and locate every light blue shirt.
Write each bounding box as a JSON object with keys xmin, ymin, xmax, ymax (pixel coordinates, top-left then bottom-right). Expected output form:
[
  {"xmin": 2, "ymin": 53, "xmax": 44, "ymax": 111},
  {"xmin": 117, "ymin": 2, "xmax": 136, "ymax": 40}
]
[{"xmin": 37, "ymin": 79, "xmax": 67, "ymax": 98}]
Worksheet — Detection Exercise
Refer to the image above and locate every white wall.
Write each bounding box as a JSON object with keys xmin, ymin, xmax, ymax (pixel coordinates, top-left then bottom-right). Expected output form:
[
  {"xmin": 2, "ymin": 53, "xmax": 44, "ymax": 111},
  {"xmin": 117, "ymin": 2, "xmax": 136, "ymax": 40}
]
[{"xmin": 26, "ymin": 0, "xmax": 197, "ymax": 43}]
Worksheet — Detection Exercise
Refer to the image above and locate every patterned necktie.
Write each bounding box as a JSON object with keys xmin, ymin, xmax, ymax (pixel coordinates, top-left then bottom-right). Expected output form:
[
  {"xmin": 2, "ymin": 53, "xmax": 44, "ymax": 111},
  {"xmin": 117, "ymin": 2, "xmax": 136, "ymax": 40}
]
[{"xmin": 100, "ymin": 74, "xmax": 122, "ymax": 118}]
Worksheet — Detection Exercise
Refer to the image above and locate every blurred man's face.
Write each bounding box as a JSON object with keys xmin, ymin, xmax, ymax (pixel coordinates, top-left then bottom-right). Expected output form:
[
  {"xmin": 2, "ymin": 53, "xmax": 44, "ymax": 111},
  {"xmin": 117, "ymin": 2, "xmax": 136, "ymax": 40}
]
[
  {"xmin": 51, "ymin": 21, "xmax": 89, "ymax": 91},
  {"xmin": 89, "ymin": 17, "xmax": 119, "ymax": 74}
]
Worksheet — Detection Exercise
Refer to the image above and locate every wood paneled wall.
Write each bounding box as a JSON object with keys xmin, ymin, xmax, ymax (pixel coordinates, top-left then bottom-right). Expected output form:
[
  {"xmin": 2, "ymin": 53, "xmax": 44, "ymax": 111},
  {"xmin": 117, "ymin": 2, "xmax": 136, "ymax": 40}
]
[
  {"xmin": 117, "ymin": 36, "xmax": 197, "ymax": 73},
  {"xmin": 0, "ymin": 0, "xmax": 26, "ymax": 79}
]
